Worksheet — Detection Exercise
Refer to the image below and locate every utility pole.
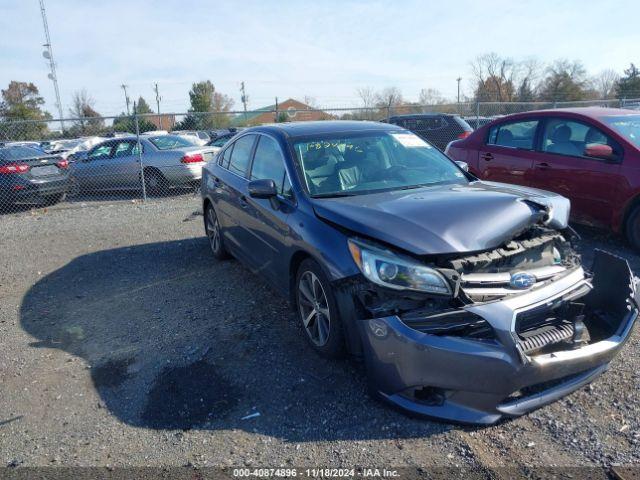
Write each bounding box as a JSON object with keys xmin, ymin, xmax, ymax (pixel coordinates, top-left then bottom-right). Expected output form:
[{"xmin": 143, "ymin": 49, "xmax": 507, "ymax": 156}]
[
  {"xmin": 38, "ymin": 0, "xmax": 64, "ymax": 131},
  {"xmin": 240, "ymin": 81, "xmax": 248, "ymax": 114},
  {"xmin": 121, "ymin": 84, "xmax": 130, "ymax": 115},
  {"xmin": 456, "ymin": 77, "xmax": 462, "ymax": 104},
  {"xmin": 153, "ymin": 83, "xmax": 162, "ymax": 129}
]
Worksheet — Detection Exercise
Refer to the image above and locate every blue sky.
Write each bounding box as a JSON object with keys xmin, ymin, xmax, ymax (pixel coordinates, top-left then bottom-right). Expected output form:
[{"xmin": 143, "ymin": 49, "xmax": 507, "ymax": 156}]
[{"xmin": 1, "ymin": 0, "xmax": 639, "ymax": 117}]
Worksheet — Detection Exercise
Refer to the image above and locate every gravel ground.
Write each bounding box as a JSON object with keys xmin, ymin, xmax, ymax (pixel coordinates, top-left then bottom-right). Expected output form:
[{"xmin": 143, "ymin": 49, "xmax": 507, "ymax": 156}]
[{"xmin": 0, "ymin": 194, "xmax": 638, "ymax": 477}]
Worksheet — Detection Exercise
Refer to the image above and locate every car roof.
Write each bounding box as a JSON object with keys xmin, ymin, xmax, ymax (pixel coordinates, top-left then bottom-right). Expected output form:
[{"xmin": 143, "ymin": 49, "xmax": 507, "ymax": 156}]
[
  {"xmin": 502, "ymin": 106, "xmax": 636, "ymax": 121},
  {"xmin": 245, "ymin": 120, "xmax": 403, "ymax": 138}
]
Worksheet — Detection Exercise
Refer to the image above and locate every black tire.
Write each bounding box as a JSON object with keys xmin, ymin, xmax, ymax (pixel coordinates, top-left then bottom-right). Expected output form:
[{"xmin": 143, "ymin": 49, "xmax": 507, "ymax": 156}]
[
  {"xmin": 43, "ymin": 192, "xmax": 66, "ymax": 206},
  {"xmin": 204, "ymin": 203, "xmax": 230, "ymax": 260},
  {"xmin": 68, "ymin": 178, "xmax": 82, "ymax": 197},
  {"xmin": 295, "ymin": 258, "xmax": 346, "ymax": 358},
  {"xmin": 144, "ymin": 169, "xmax": 167, "ymax": 195},
  {"xmin": 626, "ymin": 205, "xmax": 640, "ymax": 250}
]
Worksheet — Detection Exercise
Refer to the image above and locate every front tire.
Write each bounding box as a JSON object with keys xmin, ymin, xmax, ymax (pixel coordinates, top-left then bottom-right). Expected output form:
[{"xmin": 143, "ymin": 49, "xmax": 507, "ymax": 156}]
[
  {"xmin": 295, "ymin": 259, "xmax": 346, "ymax": 358},
  {"xmin": 204, "ymin": 203, "xmax": 230, "ymax": 260},
  {"xmin": 626, "ymin": 205, "xmax": 640, "ymax": 250}
]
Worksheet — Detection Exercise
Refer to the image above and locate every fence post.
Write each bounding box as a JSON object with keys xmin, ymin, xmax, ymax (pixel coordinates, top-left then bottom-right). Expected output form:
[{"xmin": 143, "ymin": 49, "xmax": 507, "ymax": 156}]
[
  {"xmin": 134, "ymin": 114, "xmax": 147, "ymax": 202},
  {"xmin": 475, "ymin": 101, "xmax": 480, "ymax": 128}
]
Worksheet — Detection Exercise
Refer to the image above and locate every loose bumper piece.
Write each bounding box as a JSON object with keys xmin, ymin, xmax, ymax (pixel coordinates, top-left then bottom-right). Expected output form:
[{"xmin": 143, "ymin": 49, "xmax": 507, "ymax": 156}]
[{"xmin": 360, "ymin": 250, "xmax": 639, "ymax": 424}]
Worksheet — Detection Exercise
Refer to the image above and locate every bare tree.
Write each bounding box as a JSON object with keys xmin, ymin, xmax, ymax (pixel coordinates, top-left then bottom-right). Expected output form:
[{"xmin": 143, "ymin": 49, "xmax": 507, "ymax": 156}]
[
  {"xmin": 515, "ymin": 57, "xmax": 544, "ymax": 101},
  {"xmin": 356, "ymin": 87, "xmax": 376, "ymax": 109},
  {"xmin": 303, "ymin": 95, "xmax": 318, "ymax": 108},
  {"xmin": 375, "ymin": 86, "xmax": 403, "ymax": 118},
  {"xmin": 592, "ymin": 69, "xmax": 620, "ymax": 99},
  {"xmin": 69, "ymin": 89, "xmax": 102, "ymax": 133},
  {"xmin": 418, "ymin": 88, "xmax": 444, "ymax": 105},
  {"xmin": 470, "ymin": 53, "xmax": 517, "ymax": 102}
]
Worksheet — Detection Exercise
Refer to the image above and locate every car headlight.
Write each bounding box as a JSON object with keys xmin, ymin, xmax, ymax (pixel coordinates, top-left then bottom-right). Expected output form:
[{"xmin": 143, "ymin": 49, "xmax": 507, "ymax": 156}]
[{"xmin": 347, "ymin": 239, "xmax": 452, "ymax": 295}]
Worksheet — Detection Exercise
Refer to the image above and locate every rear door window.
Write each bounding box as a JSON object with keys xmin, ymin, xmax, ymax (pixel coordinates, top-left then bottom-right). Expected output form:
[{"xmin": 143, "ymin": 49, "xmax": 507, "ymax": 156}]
[
  {"xmin": 487, "ymin": 120, "xmax": 539, "ymax": 150},
  {"xmin": 227, "ymin": 134, "xmax": 256, "ymax": 177},
  {"xmin": 88, "ymin": 143, "xmax": 113, "ymax": 160}
]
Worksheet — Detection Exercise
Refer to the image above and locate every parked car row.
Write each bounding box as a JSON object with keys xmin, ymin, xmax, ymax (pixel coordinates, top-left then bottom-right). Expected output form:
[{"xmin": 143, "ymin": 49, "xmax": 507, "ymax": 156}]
[
  {"xmin": 200, "ymin": 119, "xmax": 638, "ymax": 424},
  {"xmin": 0, "ymin": 133, "xmax": 226, "ymax": 209},
  {"xmin": 5, "ymin": 108, "xmax": 640, "ymax": 253}
]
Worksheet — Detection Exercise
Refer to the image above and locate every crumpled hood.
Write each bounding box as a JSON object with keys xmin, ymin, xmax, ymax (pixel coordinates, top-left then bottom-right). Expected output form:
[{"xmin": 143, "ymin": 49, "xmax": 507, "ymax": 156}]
[{"xmin": 312, "ymin": 181, "xmax": 570, "ymax": 255}]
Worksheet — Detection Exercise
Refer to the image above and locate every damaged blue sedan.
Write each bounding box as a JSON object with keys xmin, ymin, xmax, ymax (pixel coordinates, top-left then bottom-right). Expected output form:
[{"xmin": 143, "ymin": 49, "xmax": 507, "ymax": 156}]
[{"xmin": 201, "ymin": 121, "xmax": 638, "ymax": 424}]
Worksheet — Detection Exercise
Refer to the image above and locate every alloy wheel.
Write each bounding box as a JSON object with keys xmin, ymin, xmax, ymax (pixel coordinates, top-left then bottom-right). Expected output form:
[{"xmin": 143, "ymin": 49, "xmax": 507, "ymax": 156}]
[
  {"xmin": 297, "ymin": 271, "xmax": 331, "ymax": 346},
  {"xmin": 205, "ymin": 208, "xmax": 221, "ymax": 254}
]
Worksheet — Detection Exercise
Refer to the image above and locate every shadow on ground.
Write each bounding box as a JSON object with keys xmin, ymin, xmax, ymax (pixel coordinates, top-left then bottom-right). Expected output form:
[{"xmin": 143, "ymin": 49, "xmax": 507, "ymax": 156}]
[{"xmin": 19, "ymin": 238, "xmax": 452, "ymax": 441}]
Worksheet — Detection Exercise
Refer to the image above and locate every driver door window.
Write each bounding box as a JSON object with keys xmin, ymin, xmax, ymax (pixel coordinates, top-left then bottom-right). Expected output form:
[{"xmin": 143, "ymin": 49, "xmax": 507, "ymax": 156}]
[
  {"xmin": 541, "ymin": 118, "xmax": 619, "ymax": 159},
  {"xmin": 249, "ymin": 135, "xmax": 288, "ymax": 196}
]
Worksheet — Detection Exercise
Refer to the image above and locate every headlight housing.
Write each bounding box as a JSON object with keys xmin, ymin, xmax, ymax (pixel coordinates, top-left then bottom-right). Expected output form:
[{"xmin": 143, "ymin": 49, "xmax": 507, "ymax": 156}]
[{"xmin": 347, "ymin": 239, "xmax": 452, "ymax": 295}]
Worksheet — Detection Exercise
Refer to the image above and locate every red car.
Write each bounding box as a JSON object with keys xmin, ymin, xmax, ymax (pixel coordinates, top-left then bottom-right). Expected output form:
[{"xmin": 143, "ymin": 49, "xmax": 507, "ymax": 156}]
[{"xmin": 445, "ymin": 107, "xmax": 640, "ymax": 247}]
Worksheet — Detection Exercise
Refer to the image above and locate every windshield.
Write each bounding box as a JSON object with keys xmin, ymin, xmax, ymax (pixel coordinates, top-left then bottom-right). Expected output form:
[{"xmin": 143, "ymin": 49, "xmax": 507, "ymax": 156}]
[
  {"xmin": 148, "ymin": 135, "xmax": 196, "ymax": 150},
  {"xmin": 292, "ymin": 130, "xmax": 467, "ymax": 197},
  {"xmin": 602, "ymin": 115, "xmax": 640, "ymax": 148},
  {"xmin": 0, "ymin": 146, "xmax": 46, "ymax": 161}
]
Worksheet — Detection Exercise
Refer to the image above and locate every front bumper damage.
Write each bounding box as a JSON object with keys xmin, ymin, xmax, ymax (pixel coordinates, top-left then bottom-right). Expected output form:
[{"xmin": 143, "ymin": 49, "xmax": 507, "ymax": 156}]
[{"xmin": 357, "ymin": 251, "xmax": 639, "ymax": 424}]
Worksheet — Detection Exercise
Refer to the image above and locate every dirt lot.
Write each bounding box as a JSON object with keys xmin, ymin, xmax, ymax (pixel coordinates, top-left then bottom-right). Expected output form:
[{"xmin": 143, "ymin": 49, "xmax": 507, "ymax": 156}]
[{"xmin": 1, "ymin": 194, "xmax": 639, "ymax": 477}]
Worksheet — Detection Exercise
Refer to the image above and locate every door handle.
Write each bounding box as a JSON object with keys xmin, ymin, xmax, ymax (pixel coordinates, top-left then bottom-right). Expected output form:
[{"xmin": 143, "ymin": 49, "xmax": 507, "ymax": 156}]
[
  {"xmin": 240, "ymin": 195, "xmax": 249, "ymax": 208},
  {"xmin": 536, "ymin": 162, "xmax": 551, "ymax": 170},
  {"xmin": 481, "ymin": 153, "xmax": 493, "ymax": 161}
]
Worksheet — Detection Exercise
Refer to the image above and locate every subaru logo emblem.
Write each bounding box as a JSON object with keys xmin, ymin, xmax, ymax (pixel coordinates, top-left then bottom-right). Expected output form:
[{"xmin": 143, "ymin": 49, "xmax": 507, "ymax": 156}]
[{"xmin": 510, "ymin": 272, "xmax": 536, "ymax": 289}]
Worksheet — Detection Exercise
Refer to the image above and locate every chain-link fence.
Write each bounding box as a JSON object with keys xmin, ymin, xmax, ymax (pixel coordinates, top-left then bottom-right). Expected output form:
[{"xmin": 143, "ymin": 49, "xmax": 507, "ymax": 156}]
[{"xmin": 0, "ymin": 98, "xmax": 638, "ymax": 213}]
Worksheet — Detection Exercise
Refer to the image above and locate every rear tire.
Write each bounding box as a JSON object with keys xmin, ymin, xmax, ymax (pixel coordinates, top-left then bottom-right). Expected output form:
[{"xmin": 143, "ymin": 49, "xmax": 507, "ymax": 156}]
[
  {"xmin": 144, "ymin": 169, "xmax": 167, "ymax": 195},
  {"xmin": 43, "ymin": 192, "xmax": 66, "ymax": 206},
  {"xmin": 295, "ymin": 259, "xmax": 346, "ymax": 358},
  {"xmin": 626, "ymin": 205, "xmax": 640, "ymax": 250},
  {"xmin": 204, "ymin": 203, "xmax": 230, "ymax": 260}
]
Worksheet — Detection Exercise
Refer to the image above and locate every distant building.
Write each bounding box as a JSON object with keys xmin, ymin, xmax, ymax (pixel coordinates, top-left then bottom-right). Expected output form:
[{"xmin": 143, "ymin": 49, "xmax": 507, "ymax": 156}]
[
  {"xmin": 232, "ymin": 98, "xmax": 333, "ymax": 126},
  {"xmin": 144, "ymin": 114, "xmax": 176, "ymax": 130}
]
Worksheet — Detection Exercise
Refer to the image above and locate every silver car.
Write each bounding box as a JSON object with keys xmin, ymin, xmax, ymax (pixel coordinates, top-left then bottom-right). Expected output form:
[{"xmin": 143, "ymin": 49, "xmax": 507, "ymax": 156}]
[{"xmin": 69, "ymin": 135, "xmax": 216, "ymax": 194}]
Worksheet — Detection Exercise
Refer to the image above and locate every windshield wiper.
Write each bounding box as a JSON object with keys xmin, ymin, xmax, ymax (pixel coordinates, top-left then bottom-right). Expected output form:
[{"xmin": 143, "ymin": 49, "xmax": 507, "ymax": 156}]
[
  {"xmin": 312, "ymin": 192, "xmax": 359, "ymax": 198},
  {"xmin": 397, "ymin": 184, "xmax": 429, "ymax": 190}
]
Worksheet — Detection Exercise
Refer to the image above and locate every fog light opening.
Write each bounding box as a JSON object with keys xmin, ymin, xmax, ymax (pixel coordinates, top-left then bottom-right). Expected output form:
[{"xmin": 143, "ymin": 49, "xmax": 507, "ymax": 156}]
[{"xmin": 412, "ymin": 386, "xmax": 446, "ymax": 406}]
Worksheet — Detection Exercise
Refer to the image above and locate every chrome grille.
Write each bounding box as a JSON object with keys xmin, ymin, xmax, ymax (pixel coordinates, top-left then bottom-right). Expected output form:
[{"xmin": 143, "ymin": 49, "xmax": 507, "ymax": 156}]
[{"xmin": 461, "ymin": 265, "xmax": 567, "ymax": 300}]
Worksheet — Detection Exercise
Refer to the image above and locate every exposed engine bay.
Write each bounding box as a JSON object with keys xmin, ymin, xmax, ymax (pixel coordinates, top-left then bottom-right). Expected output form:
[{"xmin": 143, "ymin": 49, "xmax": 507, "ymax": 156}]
[{"xmin": 341, "ymin": 224, "xmax": 635, "ymax": 358}]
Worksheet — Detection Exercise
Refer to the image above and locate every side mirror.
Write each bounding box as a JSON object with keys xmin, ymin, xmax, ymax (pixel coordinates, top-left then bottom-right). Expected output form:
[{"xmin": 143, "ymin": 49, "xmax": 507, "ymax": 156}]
[
  {"xmin": 455, "ymin": 160, "xmax": 469, "ymax": 172},
  {"xmin": 584, "ymin": 143, "xmax": 614, "ymax": 161},
  {"xmin": 248, "ymin": 179, "xmax": 278, "ymax": 199}
]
